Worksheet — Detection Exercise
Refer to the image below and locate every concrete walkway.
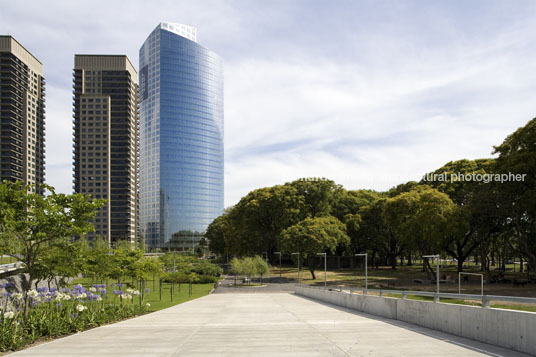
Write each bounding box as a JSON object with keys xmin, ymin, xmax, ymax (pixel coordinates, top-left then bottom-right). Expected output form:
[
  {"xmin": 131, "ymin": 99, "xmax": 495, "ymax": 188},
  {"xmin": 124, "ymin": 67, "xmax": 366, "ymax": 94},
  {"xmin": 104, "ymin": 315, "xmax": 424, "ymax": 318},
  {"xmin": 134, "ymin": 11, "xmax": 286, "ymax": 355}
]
[{"xmin": 11, "ymin": 293, "xmax": 529, "ymax": 356}]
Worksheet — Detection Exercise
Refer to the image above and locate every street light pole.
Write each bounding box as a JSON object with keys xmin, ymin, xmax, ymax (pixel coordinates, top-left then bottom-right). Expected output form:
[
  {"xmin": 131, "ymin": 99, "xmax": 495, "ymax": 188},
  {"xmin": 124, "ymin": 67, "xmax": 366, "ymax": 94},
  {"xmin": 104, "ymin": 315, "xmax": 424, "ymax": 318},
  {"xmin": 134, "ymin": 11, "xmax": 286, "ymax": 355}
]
[
  {"xmin": 317, "ymin": 253, "xmax": 327, "ymax": 289},
  {"xmin": 291, "ymin": 252, "xmax": 300, "ymax": 284},
  {"xmin": 274, "ymin": 252, "xmax": 282, "ymax": 280},
  {"xmin": 423, "ymin": 254, "xmax": 440, "ymax": 296},
  {"xmin": 355, "ymin": 253, "xmax": 368, "ymax": 293}
]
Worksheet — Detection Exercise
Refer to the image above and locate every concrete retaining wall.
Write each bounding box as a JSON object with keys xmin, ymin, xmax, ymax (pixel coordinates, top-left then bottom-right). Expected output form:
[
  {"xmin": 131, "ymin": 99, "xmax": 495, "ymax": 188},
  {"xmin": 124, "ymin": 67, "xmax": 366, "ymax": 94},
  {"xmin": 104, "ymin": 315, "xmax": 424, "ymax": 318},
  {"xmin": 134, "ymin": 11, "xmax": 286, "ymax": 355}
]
[{"xmin": 295, "ymin": 286, "xmax": 536, "ymax": 355}]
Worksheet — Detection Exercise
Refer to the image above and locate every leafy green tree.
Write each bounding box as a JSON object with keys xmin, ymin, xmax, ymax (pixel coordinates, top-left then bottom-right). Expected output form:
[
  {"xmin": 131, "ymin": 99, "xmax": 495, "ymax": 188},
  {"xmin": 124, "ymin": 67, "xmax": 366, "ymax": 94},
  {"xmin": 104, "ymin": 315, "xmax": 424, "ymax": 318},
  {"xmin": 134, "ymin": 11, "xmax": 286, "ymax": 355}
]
[
  {"xmin": 32, "ymin": 239, "xmax": 86, "ymax": 289},
  {"xmin": 253, "ymin": 255, "xmax": 270, "ymax": 283},
  {"xmin": 224, "ymin": 184, "xmax": 303, "ymax": 257},
  {"xmin": 133, "ymin": 257, "xmax": 163, "ymax": 281},
  {"xmin": 230, "ymin": 257, "xmax": 259, "ymax": 284},
  {"xmin": 493, "ymin": 118, "xmax": 536, "ymax": 272},
  {"xmin": 206, "ymin": 214, "xmax": 228, "ymax": 255},
  {"xmin": 384, "ymin": 186, "xmax": 455, "ymax": 278},
  {"xmin": 0, "ymin": 181, "xmax": 105, "ymax": 316},
  {"xmin": 353, "ymin": 199, "xmax": 402, "ymax": 269},
  {"xmin": 159, "ymin": 253, "xmax": 222, "ymax": 277},
  {"xmin": 387, "ymin": 181, "xmax": 419, "ymax": 197},
  {"xmin": 84, "ymin": 237, "xmax": 113, "ymax": 282},
  {"xmin": 279, "ymin": 216, "xmax": 349, "ymax": 279},
  {"xmin": 230, "ymin": 257, "xmax": 244, "ymax": 277},
  {"xmin": 289, "ymin": 178, "xmax": 340, "ymax": 218},
  {"xmin": 342, "ymin": 190, "xmax": 384, "ymax": 254},
  {"xmin": 108, "ymin": 240, "xmax": 143, "ymax": 283},
  {"xmin": 423, "ymin": 159, "xmax": 499, "ymax": 272}
]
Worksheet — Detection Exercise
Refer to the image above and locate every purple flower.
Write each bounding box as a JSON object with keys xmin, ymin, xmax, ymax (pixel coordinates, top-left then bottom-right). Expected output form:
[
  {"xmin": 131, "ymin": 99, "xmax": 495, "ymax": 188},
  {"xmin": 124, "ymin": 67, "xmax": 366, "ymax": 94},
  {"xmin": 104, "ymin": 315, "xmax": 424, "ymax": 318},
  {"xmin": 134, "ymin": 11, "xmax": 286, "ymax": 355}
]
[
  {"xmin": 1, "ymin": 282, "xmax": 15, "ymax": 290},
  {"xmin": 45, "ymin": 297, "xmax": 52, "ymax": 303},
  {"xmin": 50, "ymin": 287, "xmax": 57, "ymax": 293},
  {"xmin": 70, "ymin": 313, "xmax": 78, "ymax": 318},
  {"xmin": 144, "ymin": 288, "xmax": 150, "ymax": 294},
  {"xmin": 56, "ymin": 303, "xmax": 62, "ymax": 307},
  {"xmin": 113, "ymin": 289, "xmax": 123, "ymax": 296},
  {"xmin": 37, "ymin": 287, "xmax": 48, "ymax": 293},
  {"xmin": 73, "ymin": 284, "xmax": 86, "ymax": 293},
  {"xmin": 117, "ymin": 283, "xmax": 124, "ymax": 288}
]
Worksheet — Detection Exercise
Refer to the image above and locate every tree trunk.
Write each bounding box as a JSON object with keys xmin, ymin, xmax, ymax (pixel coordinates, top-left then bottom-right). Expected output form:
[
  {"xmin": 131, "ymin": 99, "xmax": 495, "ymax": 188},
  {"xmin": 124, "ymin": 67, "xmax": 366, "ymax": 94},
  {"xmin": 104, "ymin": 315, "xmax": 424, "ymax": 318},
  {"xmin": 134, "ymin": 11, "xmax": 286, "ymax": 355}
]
[
  {"xmin": 423, "ymin": 259, "xmax": 435, "ymax": 280},
  {"xmin": 309, "ymin": 268, "xmax": 316, "ymax": 280},
  {"xmin": 390, "ymin": 253, "xmax": 397, "ymax": 270},
  {"xmin": 458, "ymin": 259, "xmax": 464, "ymax": 273}
]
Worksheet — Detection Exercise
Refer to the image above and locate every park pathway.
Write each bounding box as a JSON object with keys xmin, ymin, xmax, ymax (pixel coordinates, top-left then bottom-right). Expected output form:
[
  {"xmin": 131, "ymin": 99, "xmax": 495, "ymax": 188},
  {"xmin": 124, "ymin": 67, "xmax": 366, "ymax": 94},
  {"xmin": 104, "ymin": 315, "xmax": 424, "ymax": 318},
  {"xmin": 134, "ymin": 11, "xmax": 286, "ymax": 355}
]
[{"xmin": 10, "ymin": 293, "xmax": 529, "ymax": 356}]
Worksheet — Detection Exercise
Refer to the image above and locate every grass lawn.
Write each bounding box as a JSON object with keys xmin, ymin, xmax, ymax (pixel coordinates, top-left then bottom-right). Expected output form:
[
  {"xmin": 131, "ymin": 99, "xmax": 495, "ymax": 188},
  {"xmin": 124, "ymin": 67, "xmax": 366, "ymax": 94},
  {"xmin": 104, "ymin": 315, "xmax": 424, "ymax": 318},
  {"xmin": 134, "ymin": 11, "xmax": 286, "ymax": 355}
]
[
  {"xmin": 231, "ymin": 283, "xmax": 266, "ymax": 287},
  {"xmin": 371, "ymin": 292, "xmax": 536, "ymax": 312},
  {"xmin": 70, "ymin": 277, "xmax": 214, "ymax": 312},
  {"xmin": 0, "ymin": 255, "xmax": 19, "ymax": 264},
  {"xmin": 268, "ymin": 263, "xmax": 536, "ymax": 312}
]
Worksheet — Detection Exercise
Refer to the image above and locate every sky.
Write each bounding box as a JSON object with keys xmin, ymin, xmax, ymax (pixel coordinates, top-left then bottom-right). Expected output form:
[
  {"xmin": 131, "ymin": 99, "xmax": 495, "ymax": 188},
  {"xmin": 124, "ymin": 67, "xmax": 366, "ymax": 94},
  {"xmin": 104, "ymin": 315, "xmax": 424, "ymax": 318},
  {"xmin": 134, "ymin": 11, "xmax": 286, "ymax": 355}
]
[{"xmin": 1, "ymin": 0, "xmax": 536, "ymax": 207}]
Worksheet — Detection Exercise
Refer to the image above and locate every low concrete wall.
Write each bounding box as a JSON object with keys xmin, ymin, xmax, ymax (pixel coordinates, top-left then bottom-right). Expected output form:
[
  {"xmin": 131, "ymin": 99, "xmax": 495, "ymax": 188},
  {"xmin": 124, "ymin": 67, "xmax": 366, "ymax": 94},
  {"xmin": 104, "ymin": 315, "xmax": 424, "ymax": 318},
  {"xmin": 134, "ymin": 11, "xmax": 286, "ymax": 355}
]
[{"xmin": 295, "ymin": 286, "xmax": 536, "ymax": 355}]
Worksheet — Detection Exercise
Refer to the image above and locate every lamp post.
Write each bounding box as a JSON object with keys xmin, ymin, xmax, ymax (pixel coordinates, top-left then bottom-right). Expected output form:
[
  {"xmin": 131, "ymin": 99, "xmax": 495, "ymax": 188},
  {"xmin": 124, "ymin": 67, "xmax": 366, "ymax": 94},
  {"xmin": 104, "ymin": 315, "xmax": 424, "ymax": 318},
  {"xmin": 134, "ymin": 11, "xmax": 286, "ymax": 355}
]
[
  {"xmin": 274, "ymin": 252, "xmax": 282, "ymax": 280},
  {"xmin": 291, "ymin": 252, "xmax": 300, "ymax": 284},
  {"xmin": 317, "ymin": 253, "xmax": 327, "ymax": 289},
  {"xmin": 355, "ymin": 253, "xmax": 368, "ymax": 293},
  {"xmin": 423, "ymin": 254, "xmax": 440, "ymax": 299}
]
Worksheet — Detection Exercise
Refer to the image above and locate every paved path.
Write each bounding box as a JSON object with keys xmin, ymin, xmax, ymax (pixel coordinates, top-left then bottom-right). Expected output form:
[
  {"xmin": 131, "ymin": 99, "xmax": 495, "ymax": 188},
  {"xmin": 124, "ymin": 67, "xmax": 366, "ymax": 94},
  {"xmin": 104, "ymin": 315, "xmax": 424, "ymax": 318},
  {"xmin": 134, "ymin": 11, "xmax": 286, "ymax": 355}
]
[
  {"xmin": 212, "ymin": 275, "xmax": 297, "ymax": 293},
  {"xmin": 11, "ymin": 293, "xmax": 528, "ymax": 356}
]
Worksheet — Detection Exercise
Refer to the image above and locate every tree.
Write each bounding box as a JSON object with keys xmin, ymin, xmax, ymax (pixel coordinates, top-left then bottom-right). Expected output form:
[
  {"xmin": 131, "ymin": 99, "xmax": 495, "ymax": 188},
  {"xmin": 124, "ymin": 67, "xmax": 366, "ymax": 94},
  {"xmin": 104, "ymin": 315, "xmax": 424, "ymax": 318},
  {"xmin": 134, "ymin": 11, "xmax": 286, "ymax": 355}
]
[
  {"xmin": 279, "ymin": 216, "xmax": 349, "ymax": 279},
  {"xmin": 423, "ymin": 159, "xmax": 500, "ymax": 272},
  {"xmin": 0, "ymin": 181, "xmax": 105, "ymax": 317},
  {"xmin": 230, "ymin": 257, "xmax": 258, "ymax": 285},
  {"xmin": 253, "ymin": 255, "xmax": 270, "ymax": 283},
  {"xmin": 84, "ymin": 237, "xmax": 113, "ymax": 282},
  {"xmin": 133, "ymin": 257, "xmax": 163, "ymax": 281},
  {"xmin": 342, "ymin": 190, "xmax": 384, "ymax": 254},
  {"xmin": 224, "ymin": 184, "xmax": 303, "ymax": 257},
  {"xmin": 206, "ymin": 214, "xmax": 229, "ymax": 255},
  {"xmin": 32, "ymin": 239, "xmax": 86, "ymax": 289},
  {"xmin": 383, "ymin": 186, "xmax": 455, "ymax": 278},
  {"xmin": 356, "ymin": 199, "xmax": 402, "ymax": 269},
  {"xmin": 108, "ymin": 240, "xmax": 143, "ymax": 283},
  {"xmin": 289, "ymin": 178, "xmax": 340, "ymax": 218},
  {"xmin": 493, "ymin": 118, "xmax": 536, "ymax": 273}
]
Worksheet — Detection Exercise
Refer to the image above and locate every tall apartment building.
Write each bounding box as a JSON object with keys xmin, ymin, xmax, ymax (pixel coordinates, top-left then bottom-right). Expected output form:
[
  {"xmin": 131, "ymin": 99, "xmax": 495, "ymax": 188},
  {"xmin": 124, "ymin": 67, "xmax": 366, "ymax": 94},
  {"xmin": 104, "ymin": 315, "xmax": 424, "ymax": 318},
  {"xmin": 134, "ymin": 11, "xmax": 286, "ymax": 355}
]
[
  {"xmin": 139, "ymin": 23, "xmax": 224, "ymax": 250},
  {"xmin": 72, "ymin": 55, "xmax": 138, "ymax": 244},
  {"xmin": 0, "ymin": 36, "xmax": 45, "ymax": 193}
]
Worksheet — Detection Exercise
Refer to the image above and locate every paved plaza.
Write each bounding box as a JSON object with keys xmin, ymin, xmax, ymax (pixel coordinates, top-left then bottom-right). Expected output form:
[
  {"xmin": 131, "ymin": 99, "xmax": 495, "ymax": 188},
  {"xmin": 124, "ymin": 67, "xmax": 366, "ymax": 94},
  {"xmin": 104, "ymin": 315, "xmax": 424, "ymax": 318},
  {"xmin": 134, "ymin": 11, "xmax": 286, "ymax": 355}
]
[{"xmin": 11, "ymin": 293, "xmax": 529, "ymax": 356}]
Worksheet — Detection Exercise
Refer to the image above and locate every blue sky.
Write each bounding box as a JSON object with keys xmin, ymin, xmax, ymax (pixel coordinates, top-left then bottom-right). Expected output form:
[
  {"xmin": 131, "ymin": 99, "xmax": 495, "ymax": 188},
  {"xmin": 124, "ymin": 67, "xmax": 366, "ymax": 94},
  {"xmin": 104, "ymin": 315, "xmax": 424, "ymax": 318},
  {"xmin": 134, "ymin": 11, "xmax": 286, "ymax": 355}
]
[{"xmin": 1, "ymin": 0, "xmax": 535, "ymax": 207}]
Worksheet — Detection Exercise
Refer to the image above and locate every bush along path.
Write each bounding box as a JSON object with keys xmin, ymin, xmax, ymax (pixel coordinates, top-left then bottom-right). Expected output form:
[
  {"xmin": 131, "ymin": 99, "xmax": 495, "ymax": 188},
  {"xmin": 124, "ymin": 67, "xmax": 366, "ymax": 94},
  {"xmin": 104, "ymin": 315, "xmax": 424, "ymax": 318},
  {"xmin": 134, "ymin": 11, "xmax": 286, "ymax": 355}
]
[{"xmin": 0, "ymin": 282, "xmax": 149, "ymax": 352}]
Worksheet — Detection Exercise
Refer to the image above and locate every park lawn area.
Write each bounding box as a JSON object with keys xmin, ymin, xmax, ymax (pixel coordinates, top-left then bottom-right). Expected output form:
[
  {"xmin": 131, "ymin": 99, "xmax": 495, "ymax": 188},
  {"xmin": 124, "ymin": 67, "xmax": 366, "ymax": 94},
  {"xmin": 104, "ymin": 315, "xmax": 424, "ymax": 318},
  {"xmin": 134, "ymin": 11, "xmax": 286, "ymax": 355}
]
[
  {"xmin": 375, "ymin": 292, "xmax": 536, "ymax": 312},
  {"xmin": 0, "ymin": 256, "xmax": 19, "ymax": 264},
  {"xmin": 70, "ymin": 277, "xmax": 214, "ymax": 312},
  {"xmin": 270, "ymin": 263, "xmax": 533, "ymax": 289}
]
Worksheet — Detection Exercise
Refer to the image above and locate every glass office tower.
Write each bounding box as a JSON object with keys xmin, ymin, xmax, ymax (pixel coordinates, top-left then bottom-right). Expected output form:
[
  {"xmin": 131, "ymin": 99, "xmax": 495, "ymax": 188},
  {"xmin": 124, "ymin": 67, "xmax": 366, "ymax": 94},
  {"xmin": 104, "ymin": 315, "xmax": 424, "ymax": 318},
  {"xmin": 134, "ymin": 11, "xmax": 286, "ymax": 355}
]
[{"xmin": 139, "ymin": 23, "xmax": 224, "ymax": 250}]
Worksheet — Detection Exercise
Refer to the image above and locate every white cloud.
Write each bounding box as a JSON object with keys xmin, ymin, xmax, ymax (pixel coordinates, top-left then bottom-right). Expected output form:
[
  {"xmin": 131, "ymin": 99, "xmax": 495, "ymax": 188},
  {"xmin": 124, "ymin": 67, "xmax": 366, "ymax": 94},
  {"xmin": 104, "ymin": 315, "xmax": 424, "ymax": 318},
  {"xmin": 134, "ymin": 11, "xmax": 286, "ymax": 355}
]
[{"xmin": 1, "ymin": 1, "xmax": 535, "ymax": 209}]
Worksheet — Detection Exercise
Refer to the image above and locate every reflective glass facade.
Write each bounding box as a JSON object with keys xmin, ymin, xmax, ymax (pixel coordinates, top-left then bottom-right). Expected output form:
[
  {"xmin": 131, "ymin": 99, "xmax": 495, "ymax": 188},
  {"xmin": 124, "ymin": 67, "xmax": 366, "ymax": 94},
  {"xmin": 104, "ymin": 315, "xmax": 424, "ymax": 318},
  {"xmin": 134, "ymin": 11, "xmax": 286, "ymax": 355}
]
[{"xmin": 139, "ymin": 23, "xmax": 224, "ymax": 249}]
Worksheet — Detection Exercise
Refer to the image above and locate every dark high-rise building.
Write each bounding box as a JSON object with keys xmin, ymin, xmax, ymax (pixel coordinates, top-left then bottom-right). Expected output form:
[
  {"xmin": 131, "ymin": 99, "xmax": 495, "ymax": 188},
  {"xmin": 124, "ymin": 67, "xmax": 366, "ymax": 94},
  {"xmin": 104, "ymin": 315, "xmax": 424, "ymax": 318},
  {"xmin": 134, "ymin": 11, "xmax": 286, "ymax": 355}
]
[
  {"xmin": 72, "ymin": 55, "xmax": 138, "ymax": 244},
  {"xmin": 139, "ymin": 23, "xmax": 224, "ymax": 250},
  {"xmin": 0, "ymin": 36, "xmax": 45, "ymax": 193}
]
